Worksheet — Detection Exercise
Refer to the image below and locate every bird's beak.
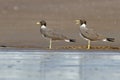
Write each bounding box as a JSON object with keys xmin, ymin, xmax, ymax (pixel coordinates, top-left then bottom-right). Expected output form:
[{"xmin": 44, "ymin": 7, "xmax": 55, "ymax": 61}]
[
  {"xmin": 75, "ymin": 20, "xmax": 80, "ymax": 24},
  {"xmin": 36, "ymin": 22, "xmax": 40, "ymax": 25}
]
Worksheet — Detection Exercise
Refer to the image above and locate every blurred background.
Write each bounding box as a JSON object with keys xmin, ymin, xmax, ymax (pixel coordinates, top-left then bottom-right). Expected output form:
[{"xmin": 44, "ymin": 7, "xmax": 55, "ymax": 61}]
[{"xmin": 0, "ymin": 0, "xmax": 119, "ymax": 48}]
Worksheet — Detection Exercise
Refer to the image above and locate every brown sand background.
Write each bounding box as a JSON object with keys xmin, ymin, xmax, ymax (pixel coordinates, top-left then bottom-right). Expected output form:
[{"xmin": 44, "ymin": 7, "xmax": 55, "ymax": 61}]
[{"xmin": 0, "ymin": 0, "xmax": 119, "ymax": 49}]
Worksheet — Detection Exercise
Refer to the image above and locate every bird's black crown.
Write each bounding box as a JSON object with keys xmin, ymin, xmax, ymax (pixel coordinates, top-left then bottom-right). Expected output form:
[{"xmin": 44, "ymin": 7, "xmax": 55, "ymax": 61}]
[
  {"xmin": 80, "ymin": 19, "xmax": 87, "ymax": 25},
  {"xmin": 40, "ymin": 20, "xmax": 46, "ymax": 26}
]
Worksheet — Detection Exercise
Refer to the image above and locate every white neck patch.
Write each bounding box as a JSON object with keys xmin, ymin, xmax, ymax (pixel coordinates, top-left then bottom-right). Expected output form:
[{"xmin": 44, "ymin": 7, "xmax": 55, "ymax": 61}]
[
  {"xmin": 41, "ymin": 25, "xmax": 46, "ymax": 29},
  {"xmin": 80, "ymin": 24, "xmax": 86, "ymax": 28}
]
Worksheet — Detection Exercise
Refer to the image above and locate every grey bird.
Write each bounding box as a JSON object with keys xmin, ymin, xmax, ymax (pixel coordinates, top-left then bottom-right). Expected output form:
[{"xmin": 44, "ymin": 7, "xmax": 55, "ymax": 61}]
[
  {"xmin": 36, "ymin": 20, "xmax": 75, "ymax": 49},
  {"xmin": 75, "ymin": 19, "xmax": 115, "ymax": 49}
]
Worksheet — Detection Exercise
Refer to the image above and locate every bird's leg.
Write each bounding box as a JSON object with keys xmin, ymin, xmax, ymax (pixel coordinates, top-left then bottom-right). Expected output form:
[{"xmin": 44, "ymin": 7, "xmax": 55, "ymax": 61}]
[
  {"xmin": 49, "ymin": 39, "xmax": 52, "ymax": 49},
  {"xmin": 87, "ymin": 40, "xmax": 91, "ymax": 49}
]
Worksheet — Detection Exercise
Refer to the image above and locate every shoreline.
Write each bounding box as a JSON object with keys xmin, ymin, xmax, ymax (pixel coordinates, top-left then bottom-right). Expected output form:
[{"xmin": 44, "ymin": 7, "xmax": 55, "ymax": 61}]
[{"xmin": 0, "ymin": 45, "xmax": 119, "ymax": 51}]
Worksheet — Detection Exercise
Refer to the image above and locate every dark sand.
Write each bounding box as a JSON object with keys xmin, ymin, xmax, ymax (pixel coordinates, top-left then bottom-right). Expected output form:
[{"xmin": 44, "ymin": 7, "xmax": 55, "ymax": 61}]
[{"xmin": 0, "ymin": 0, "xmax": 119, "ymax": 50}]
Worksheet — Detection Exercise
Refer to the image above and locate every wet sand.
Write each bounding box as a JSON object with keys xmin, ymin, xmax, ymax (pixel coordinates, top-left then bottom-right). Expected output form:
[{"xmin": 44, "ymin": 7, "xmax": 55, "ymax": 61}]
[{"xmin": 0, "ymin": 0, "xmax": 119, "ymax": 50}]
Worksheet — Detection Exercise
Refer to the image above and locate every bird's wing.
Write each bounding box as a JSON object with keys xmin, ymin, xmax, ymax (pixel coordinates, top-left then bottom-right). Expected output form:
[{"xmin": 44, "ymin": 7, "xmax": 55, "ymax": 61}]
[
  {"xmin": 80, "ymin": 28, "xmax": 104, "ymax": 41},
  {"xmin": 42, "ymin": 28, "xmax": 68, "ymax": 40}
]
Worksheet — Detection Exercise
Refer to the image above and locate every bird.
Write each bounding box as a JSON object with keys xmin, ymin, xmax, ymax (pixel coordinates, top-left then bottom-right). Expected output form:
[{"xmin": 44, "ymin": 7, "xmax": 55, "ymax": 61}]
[
  {"xmin": 75, "ymin": 19, "xmax": 115, "ymax": 49},
  {"xmin": 36, "ymin": 20, "xmax": 75, "ymax": 49}
]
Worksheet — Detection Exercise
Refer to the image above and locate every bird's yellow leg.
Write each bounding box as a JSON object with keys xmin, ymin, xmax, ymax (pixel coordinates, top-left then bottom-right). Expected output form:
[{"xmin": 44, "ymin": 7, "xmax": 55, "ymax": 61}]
[
  {"xmin": 49, "ymin": 39, "xmax": 52, "ymax": 49},
  {"xmin": 87, "ymin": 40, "xmax": 91, "ymax": 49}
]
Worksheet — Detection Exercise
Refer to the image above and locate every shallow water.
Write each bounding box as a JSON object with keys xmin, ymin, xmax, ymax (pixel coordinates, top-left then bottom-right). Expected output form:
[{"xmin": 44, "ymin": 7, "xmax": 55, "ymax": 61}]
[{"xmin": 0, "ymin": 49, "xmax": 120, "ymax": 80}]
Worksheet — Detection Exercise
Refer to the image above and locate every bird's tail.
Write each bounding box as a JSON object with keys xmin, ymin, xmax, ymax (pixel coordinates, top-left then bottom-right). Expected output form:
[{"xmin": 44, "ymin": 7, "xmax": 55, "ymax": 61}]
[
  {"xmin": 103, "ymin": 38, "xmax": 115, "ymax": 42},
  {"xmin": 65, "ymin": 39, "xmax": 75, "ymax": 42},
  {"xmin": 106, "ymin": 38, "xmax": 115, "ymax": 42}
]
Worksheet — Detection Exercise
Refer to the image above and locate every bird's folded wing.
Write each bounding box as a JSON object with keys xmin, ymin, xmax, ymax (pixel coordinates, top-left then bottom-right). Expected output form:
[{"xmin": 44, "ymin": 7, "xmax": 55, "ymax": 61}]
[
  {"xmin": 80, "ymin": 28, "xmax": 104, "ymax": 41},
  {"xmin": 43, "ymin": 28, "xmax": 68, "ymax": 40}
]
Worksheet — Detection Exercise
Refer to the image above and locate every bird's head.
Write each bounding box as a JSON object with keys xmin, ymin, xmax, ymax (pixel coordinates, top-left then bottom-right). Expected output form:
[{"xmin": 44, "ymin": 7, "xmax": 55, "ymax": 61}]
[
  {"xmin": 75, "ymin": 19, "xmax": 86, "ymax": 25},
  {"xmin": 36, "ymin": 20, "xmax": 46, "ymax": 26}
]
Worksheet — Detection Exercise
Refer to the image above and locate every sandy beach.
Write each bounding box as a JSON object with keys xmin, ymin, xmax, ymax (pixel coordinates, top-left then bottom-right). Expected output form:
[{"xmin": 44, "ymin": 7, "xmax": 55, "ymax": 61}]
[{"xmin": 0, "ymin": 0, "xmax": 119, "ymax": 50}]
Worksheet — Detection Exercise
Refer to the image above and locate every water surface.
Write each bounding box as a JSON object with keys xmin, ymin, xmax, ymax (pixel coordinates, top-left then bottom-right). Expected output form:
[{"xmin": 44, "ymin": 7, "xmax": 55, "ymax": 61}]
[{"xmin": 0, "ymin": 50, "xmax": 119, "ymax": 80}]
